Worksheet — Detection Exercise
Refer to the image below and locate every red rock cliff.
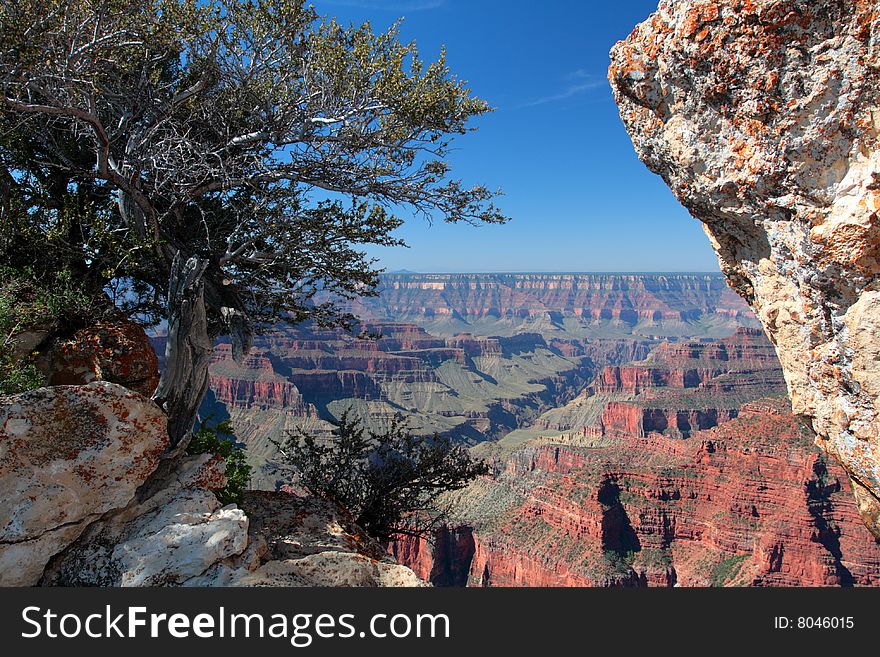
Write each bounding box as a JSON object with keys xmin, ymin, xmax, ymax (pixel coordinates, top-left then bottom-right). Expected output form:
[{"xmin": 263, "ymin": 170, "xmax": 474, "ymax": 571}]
[{"xmin": 398, "ymin": 399, "xmax": 880, "ymax": 586}]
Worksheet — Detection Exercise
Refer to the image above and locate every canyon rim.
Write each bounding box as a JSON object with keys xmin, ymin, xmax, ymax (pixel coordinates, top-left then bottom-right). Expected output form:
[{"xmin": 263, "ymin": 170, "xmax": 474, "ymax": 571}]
[{"xmin": 3, "ymin": 0, "xmax": 880, "ymax": 593}]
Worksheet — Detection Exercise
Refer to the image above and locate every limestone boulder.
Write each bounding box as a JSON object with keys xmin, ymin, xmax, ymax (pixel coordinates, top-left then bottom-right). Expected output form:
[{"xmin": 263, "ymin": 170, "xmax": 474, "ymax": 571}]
[
  {"xmin": 188, "ymin": 492, "xmax": 426, "ymax": 587},
  {"xmin": 0, "ymin": 382, "xmax": 168, "ymax": 585}
]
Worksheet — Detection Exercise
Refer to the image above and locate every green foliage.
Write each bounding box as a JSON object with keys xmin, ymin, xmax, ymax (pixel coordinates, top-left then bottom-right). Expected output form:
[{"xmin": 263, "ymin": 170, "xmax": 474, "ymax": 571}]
[
  {"xmin": 601, "ymin": 550, "xmax": 638, "ymax": 578},
  {"xmin": 710, "ymin": 553, "xmax": 750, "ymax": 587},
  {"xmin": 0, "ymin": 266, "xmax": 94, "ymax": 395},
  {"xmin": 187, "ymin": 418, "xmax": 252, "ymax": 506},
  {"xmin": 276, "ymin": 413, "xmax": 489, "ymax": 542},
  {"xmin": 634, "ymin": 547, "xmax": 673, "ymax": 570},
  {"xmin": 0, "ymin": 355, "xmax": 44, "ymax": 396},
  {"xmin": 0, "ymin": 266, "xmax": 92, "ymax": 328},
  {"xmin": 0, "ymin": 0, "xmax": 508, "ymax": 336}
]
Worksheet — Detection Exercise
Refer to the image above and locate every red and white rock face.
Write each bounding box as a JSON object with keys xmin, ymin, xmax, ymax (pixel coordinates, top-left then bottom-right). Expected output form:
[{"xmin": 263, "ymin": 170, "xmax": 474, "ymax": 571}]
[
  {"xmin": 40, "ymin": 320, "xmax": 161, "ymax": 397},
  {"xmin": 350, "ymin": 273, "xmax": 751, "ymax": 322},
  {"xmin": 396, "ymin": 398, "xmax": 880, "ymax": 587},
  {"xmin": 609, "ymin": 0, "xmax": 880, "ymax": 535},
  {"xmin": 0, "ymin": 382, "xmax": 169, "ymax": 585}
]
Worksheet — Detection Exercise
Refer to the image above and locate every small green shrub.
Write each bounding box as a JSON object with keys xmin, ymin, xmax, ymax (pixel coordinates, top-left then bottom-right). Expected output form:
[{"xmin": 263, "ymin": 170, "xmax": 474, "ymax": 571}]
[
  {"xmin": 0, "ymin": 356, "xmax": 44, "ymax": 395},
  {"xmin": 601, "ymin": 549, "xmax": 638, "ymax": 578},
  {"xmin": 275, "ymin": 412, "xmax": 489, "ymax": 542},
  {"xmin": 710, "ymin": 553, "xmax": 750, "ymax": 587},
  {"xmin": 187, "ymin": 418, "xmax": 252, "ymax": 506}
]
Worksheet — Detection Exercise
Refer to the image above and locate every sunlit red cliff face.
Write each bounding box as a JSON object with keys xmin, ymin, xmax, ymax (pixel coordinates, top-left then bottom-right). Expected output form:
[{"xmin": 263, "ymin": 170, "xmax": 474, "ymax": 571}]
[
  {"xmin": 393, "ymin": 399, "xmax": 880, "ymax": 587},
  {"xmin": 150, "ymin": 273, "xmax": 880, "ymax": 585},
  {"xmin": 194, "ymin": 274, "xmax": 758, "ymax": 488},
  {"xmin": 390, "ymin": 330, "xmax": 880, "ymax": 587},
  {"xmin": 201, "ymin": 322, "xmax": 639, "ymax": 486}
]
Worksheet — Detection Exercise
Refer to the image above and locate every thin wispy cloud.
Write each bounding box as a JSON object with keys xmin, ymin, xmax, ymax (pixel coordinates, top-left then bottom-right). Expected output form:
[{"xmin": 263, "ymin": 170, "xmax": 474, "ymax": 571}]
[
  {"xmin": 318, "ymin": 0, "xmax": 445, "ymax": 11},
  {"xmin": 518, "ymin": 70, "xmax": 606, "ymax": 108}
]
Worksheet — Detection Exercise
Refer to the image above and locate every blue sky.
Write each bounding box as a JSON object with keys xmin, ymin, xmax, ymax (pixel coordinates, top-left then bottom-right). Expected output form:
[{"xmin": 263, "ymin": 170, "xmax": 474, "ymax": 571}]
[{"xmin": 313, "ymin": 0, "xmax": 719, "ymax": 273}]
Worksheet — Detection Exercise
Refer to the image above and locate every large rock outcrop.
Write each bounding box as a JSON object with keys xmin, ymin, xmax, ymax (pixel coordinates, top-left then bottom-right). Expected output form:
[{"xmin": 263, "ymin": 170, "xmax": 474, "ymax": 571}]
[
  {"xmin": 0, "ymin": 382, "xmax": 169, "ymax": 585},
  {"xmin": 609, "ymin": 0, "xmax": 880, "ymax": 535},
  {"xmin": 190, "ymin": 492, "xmax": 426, "ymax": 587},
  {"xmin": 39, "ymin": 454, "xmax": 424, "ymax": 587},
  {"xmin": 41, "ymin": 451, "xmax": 250, "ymax": 586},
  {"xmin": 2, "ymin": 317, "xmax": 423, "ymax": 586}
]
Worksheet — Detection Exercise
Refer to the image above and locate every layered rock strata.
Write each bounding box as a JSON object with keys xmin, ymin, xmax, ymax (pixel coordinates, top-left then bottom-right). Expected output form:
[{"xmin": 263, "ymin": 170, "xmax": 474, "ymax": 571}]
[
  {"xmin": 353, "ymin": 273, "xmax": 751, "ymax": 326},
  {"xmin": 395, "ymin": 399, "xmax": 880, "ymax": 586}
]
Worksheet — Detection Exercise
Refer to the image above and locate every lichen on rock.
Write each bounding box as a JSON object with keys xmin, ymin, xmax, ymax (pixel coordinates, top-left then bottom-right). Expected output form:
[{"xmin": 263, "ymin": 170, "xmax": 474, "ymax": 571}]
[
  {"xmin": 1, "ymin": 317, "xmax": 424, "ymax": 587},
  {"xmin": 609, "ymin": 0, "xmax": 880, "ymax": 535},
  {"xmin": 41, "ymin": 452, "xmax": 250, "ymax": 587},
  {"xmin": 0, "ymin": 382, "xmax": 169, "ymax": 585},
  {"xmin": 34, "ymin": 319, "xmax": 161, "ymax": 397}
]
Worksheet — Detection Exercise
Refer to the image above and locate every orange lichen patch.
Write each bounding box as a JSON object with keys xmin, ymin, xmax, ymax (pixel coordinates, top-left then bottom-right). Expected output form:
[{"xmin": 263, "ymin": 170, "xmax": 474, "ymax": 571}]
[
  {"xmin": 812, "ymin": 217, "xmax": 880, "ymax": 273},
  {"xmin": 761, "ymin": 71, "xmax": 780, "ymax": 92},
  {"xmin": 853, "ymin": 0, "xmax": 878, "ymax": 41},
  {"xmin": 733, "ymin": 0, "xmax": 758, "ymax": 13},
  {"xmin": 682, "ymin": 2, "xmax": 721, "ymax": 38},
  {"xmin": 193, "ymin": 454, "xmax": 228, "ymax": 490},
  {"xmin": 43, "ymin": 320, "xmax": 159, "ymax": 397},
  {"xmin": 731, "ymin": 139, "xmax": 755, "ymax": 167}
]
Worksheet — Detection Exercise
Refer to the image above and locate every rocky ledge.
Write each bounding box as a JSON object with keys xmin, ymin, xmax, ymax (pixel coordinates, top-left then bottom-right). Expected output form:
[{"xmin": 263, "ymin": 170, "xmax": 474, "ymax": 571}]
[
  {"xmin": 1, "ymin": 321, "xmax": 423, "ymax": 587},
  {"xmin": 610, "ymin": 0, "xmax": 880, "ymax": 535}
]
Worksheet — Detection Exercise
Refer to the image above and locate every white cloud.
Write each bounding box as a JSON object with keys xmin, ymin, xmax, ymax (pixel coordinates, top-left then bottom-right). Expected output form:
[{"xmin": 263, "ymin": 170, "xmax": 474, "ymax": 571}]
[{"xmin": 518, "ymin": 70, "xmax": 606, "ymax": 108}]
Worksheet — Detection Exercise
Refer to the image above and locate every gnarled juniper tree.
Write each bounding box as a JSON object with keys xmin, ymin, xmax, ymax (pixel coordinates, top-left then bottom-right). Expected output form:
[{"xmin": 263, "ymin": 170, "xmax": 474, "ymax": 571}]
[{"xmin": 0, "ymin": 0, "xmax": 506, "ymax": 445}]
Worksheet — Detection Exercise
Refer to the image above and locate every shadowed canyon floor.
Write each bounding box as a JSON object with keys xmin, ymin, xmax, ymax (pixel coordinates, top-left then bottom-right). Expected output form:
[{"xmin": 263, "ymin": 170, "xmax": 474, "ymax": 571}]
[{"xmin": 155, "ymin": 273, "xmax": 880, "ymax": 585}]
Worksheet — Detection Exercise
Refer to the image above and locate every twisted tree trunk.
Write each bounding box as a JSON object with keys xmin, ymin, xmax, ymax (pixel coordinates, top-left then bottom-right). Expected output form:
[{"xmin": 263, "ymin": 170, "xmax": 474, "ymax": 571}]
[{"xmin": 152, "ymin": 253, "xmax": 213, "ymax": 448}]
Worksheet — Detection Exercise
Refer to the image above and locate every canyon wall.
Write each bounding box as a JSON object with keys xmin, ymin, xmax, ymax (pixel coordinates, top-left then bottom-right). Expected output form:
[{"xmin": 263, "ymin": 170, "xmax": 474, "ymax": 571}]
[
  {"xmin": 533, "ymin": 328, "xmax": 786, "ymax": 439},
  {"xmin": 202, "ymin": 321, "xmax": 650, "ymax": 487},
  {"xmin": 390, "ymin": 331, "xmax": 880, "ymax": 587},
  {"xmin": 396, "ymin": 398, "xmax": 880, "ymax": 587},
  {"xmin": 349, "ymin": 273, "xmax": 753, "ymax": 335},
  {"xmin": 198, "ymin": 274, "xmax": 761, "ymax": 487},
  {"xmin": 609, "ymin": 0, "xmax": 880, "ymax": 535}
]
